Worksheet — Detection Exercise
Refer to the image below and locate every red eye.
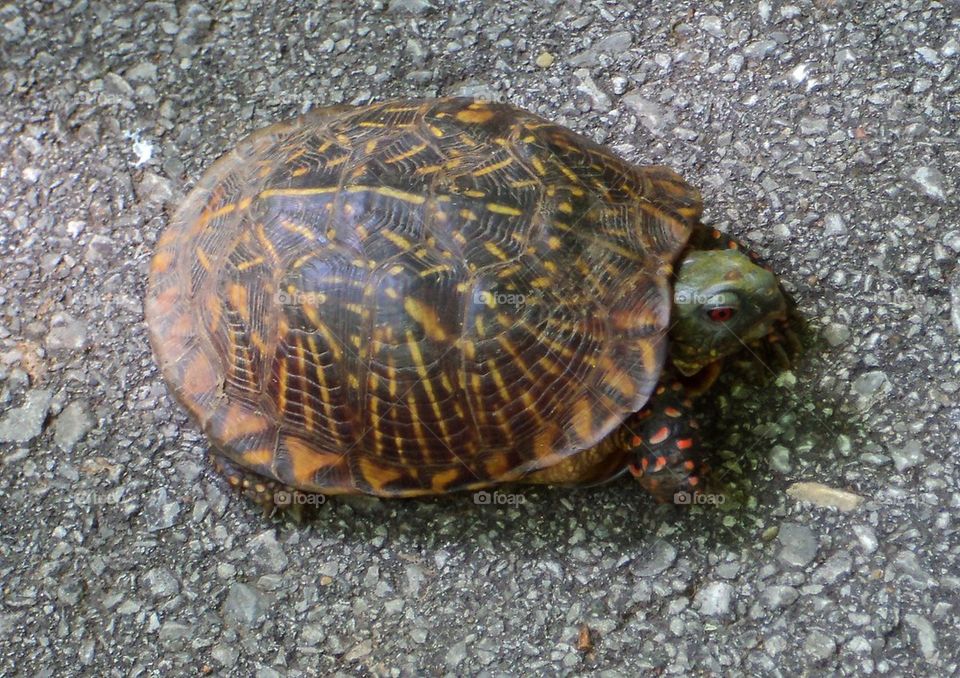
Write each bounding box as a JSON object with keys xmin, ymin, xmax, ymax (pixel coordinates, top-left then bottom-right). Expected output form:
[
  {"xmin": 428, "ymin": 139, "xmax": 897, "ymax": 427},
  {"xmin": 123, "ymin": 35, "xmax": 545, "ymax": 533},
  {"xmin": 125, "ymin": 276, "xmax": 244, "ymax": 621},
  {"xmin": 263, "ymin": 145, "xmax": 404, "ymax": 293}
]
[{"xmin": 707, "ymin": 307, "xmax": 736, "ymax": 322}]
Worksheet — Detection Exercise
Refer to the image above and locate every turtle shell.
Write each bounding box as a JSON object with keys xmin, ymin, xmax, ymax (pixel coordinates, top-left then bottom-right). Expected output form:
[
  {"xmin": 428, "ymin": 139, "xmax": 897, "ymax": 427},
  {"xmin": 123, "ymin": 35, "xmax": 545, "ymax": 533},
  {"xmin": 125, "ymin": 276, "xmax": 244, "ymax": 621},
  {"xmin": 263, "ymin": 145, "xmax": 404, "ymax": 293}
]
[{"xmin": 144, "ymin": 98, "xmax": 702, "ymax": 496}]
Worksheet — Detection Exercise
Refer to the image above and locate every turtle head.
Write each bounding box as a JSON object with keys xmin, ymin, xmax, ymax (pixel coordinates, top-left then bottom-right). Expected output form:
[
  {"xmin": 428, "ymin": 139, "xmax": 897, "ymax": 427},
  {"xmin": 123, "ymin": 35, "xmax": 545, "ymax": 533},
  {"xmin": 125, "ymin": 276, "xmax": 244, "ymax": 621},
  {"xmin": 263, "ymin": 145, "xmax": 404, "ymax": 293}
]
[{"xmin": 669, "ymin": 248, "xmax": 787, "ymax": 375}]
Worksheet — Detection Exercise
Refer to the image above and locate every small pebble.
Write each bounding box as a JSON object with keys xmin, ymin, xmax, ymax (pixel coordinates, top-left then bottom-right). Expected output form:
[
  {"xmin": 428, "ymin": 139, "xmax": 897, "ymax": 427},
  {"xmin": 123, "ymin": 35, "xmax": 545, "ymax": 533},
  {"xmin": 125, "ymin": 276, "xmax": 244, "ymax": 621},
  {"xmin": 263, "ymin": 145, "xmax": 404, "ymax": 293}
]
[
  {"xmin": 786, "ymin": 482, "xmax": 864, "ymax": 512},
  {"xmin": 777, "ymin": 523, "xmax": 819, "ymax": 567},
  {"xmin": 907, "ymin": 166, "xmax": 949, "ymax": 202},
  {"xmin": 0, "ymin": 389, "xmax": 53, "ymax": 444},
  {"xmin": 695, "ymin": 582, "xmax": 734, "ymax": 617},
  {"xmin": 535, "ymin": 52, "xmax": 554, "ymax": 68}
]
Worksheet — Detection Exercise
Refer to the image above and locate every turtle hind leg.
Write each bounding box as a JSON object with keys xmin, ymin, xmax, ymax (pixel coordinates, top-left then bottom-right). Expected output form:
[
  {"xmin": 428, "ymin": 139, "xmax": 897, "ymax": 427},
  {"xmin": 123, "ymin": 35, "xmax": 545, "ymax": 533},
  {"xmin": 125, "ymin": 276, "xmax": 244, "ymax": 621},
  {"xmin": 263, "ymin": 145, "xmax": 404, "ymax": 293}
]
[
  {"xmin": 623, "ymin": 381, "xmax": 707, "ymax": 504},
  {"xmin": 209, "ymin": 451, "xmax": 317, "ymax": 520},
  {"xmin": 521, "ymin": 435, "xmax": 629, "ymax": 487}
]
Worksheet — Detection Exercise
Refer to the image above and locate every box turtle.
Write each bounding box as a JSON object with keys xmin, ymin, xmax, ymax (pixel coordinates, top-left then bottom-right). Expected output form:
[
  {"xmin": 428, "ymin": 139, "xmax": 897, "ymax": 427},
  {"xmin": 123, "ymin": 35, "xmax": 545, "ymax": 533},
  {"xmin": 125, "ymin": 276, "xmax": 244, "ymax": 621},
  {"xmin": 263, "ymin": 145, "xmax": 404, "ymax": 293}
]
[{"xmin": 145, "ymin": 97, "xmax": 790, "ymax": 509}]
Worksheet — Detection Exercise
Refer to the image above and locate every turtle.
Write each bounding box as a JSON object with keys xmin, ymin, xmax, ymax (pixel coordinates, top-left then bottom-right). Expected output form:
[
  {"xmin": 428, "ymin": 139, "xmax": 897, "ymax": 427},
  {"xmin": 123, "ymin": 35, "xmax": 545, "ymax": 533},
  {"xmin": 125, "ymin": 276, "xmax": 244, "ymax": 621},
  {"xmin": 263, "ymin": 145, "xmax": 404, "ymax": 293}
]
[{"xmin": 144, "ymin": 97, "xmax": 791, "ymax": 510}]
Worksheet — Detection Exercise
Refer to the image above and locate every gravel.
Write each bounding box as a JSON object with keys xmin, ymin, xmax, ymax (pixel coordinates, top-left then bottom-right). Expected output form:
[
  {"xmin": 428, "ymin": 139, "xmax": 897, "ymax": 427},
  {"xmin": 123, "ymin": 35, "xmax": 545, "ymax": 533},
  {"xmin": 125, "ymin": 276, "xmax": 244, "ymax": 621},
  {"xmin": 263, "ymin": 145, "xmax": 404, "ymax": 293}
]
[
  {"xmin": 776, "ymin": 523, "xmax": 819, "ymax": 568},
  {"xmin": 0, "ymin": 389, "xmax": 53, "ymax": 443},
  {"xmin": 52, "ymin": 400, "xmax": 94, "ymax": 452},
  {"xmin": 223, "ymin": 582, "xmax": 271, "ymax": 628},
  {"xmin": 1, "ymin": 0, "xmax": 958, "ymax": 675},
  {"xmin": 908, "ymin": 166, "xmax": 951, "ymax": 203},
  {"xmin": 694, "ymin": 582, "xmax": 734, "ymax": 618}
]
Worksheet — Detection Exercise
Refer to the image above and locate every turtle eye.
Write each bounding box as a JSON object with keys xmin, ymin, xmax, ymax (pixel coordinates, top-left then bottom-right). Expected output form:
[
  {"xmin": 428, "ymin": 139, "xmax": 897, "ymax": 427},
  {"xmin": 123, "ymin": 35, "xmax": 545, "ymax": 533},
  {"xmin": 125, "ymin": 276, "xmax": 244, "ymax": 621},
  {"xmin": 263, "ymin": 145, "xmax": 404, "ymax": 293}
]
[
  {"xmin": 706, "ymin": 307, "xmax": 736, "ymax": 323},
  {"xmin": 702, "ymin": 291, "xmax": 740, "ymax": 323}
]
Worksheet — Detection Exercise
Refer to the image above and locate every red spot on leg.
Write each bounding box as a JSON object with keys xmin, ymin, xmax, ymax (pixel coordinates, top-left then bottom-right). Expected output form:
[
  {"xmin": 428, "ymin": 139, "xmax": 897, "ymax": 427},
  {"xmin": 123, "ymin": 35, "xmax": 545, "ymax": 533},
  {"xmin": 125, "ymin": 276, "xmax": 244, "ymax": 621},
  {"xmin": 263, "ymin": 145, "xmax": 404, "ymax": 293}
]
[
  {"xmin": 676, "ymin": 438, "xmax": 694, "ymax": 450},
  {"xmin": 664, "ymin": 407, "xmax": 682, "ymax": 418},
  {"xmin": 649, "ymin": 426, "xmax": 670, "ymax": 445}
]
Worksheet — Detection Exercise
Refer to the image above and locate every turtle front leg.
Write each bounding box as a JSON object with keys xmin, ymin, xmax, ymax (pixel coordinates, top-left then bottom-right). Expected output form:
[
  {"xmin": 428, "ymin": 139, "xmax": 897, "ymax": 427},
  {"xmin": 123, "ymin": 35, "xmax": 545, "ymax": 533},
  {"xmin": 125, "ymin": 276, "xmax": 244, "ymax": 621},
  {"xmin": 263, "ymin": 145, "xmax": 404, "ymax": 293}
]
[{"xmin": 623, "ymin": 381, "xmax": 708, "ymax": 504}]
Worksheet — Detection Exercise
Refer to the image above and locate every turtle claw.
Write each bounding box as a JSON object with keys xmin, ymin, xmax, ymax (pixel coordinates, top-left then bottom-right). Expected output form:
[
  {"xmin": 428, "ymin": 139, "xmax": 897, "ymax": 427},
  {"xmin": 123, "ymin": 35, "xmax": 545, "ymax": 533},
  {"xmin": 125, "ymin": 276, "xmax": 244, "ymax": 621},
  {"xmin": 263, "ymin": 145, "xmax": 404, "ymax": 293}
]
[
  {"xmin": 783, "ymin": 323, "xmax": 804, "ymax": 356},
  {"xmin": 771, "ymin": 315, "xmax": 805, "ymax": 368},
  {"xmin": 746, "ymin": 315, "xmax": 802, "ymax": 376},
  {"xmin": 284, "ymin": 501, "xmax": 306, "ymax": 524},
  {"xmin": 771, "ymin": 339, "xmax": 791, "ymax": 370},
  {"xmin": 210, "ymin": 451, "xmax": 306, "ymax": 519}
]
